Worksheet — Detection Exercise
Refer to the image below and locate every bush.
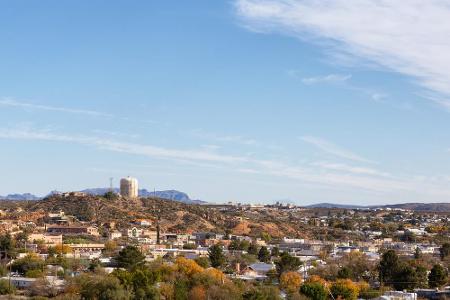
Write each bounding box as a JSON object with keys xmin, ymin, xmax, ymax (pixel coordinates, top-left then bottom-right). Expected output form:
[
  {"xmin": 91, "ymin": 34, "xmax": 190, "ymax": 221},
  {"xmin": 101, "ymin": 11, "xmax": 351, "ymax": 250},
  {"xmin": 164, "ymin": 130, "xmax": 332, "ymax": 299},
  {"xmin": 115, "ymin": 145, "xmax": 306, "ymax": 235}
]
[
  {"xmin": 0, "ymin": 279, "xmax": 15, "ymax": 295},
  {"xmin": 26, "ymin": 269, "xmax": 44, "ymax": 278},
  {"xmin": 300, "ymin": 282, "xmax": 328, "ymax": 300}
]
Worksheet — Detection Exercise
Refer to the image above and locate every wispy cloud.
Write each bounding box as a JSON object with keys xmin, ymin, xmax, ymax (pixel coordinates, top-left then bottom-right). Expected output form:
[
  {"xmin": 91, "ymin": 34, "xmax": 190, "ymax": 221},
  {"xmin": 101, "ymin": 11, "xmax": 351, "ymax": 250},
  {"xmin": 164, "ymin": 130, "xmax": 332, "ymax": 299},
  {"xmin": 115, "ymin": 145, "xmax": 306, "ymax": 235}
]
[
  {"xmin": 3, "ymin": 125, "xmax": 450, "ymax": 197},
  {"xmin": 0, "ymin": 98, "xmax": 113, "ymax": 117},
  {"xmin": 301, "ymin": 74, "xmax": 351, "ymax": 85},
  {"xmin": 312, "ymin": 161, "xmax": 390, "ymax": 177},
  {"xmin": 0, "ymin": 126, "xmax": 247, "ymax": 164},
  {"xmin": 235, "ymin": 0, "xmax": 450, "ymax": 110},
  {"xmin": 300, "ymin": 135, "xmax": 373, "ymax": 163},
  {"xmin": 189, "ymin": 129, "xmax": 258, "ymax": 146}
]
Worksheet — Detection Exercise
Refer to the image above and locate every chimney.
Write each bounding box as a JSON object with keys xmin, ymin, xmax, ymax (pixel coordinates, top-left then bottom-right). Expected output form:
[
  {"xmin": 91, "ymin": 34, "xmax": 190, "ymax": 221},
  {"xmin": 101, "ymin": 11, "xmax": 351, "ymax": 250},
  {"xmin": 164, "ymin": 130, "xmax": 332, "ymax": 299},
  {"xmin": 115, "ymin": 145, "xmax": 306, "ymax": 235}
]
[{"xmin": 235, "ymin": 262, "xmax": 241, "ymax": 274}]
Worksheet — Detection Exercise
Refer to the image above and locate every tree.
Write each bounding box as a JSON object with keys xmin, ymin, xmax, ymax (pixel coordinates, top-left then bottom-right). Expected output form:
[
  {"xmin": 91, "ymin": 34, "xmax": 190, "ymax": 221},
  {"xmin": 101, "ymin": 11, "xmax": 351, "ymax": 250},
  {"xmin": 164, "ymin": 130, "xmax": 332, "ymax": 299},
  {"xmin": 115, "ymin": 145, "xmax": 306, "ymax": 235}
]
[
  {"xmin": 189, "ymin": 285, "xmax": 207, "ymax": 300},
  {"xmin": 176, "ymin": 257, "xmax": 204, "ymax": 277},
  {"xmin": 195, "ymin": 257, "xmax": 210, "ymax": 268},
  {"xmin": 392, "ymin": 264, "xmax": 419, "ymax": 291},
  {"xmin": 78, "ymin": 274, "xmax": 131, "ymax": 300},
  {"xmin": 276, "ymin": 252, "xmax": 301, "ymax": 276},
  {"xmin": 243, "ymin": 286, "xmax": 281, "ymax": 300},
  {"xmin": 104, "ymin": 191, "xmax": 118, "ymax": 200},
  {"xmin": 337, "ymin": 266, "xmax": 352, "ymax": 279},
  {"xmin": 429, "ymin": 264, "xmax": 448, "ymax": 288},
  {"xmin": 116, "ymin": 246, "xmax": 145, "ymax": 270},
  {"xmin": 441, "ymin": 243, "xmax": 450, "ymax": 260},
  {"xmin": 300, "ymin": 281, "xmax": 328, "ymax": 300},
  {"xmin": 379, "ymin": 250, "xmax": 400, "ymax": 286},
  {"xmin": 11, "ymin": 254, "xmax": 45, "ymax": 275},
  {"xmin": 248, "ymin": 243, "xmax": 258, "ymax": 255},
  {"xmin": 280, "ymin": 271, "xmax": 302, "ymax": 294},
  {"xmin": 271, "ymin": 247, "xmax": 280, "ymax": 257},
  {"xmin": 258, "ymin": 246, "xmax": 271, "ymax": 263},
  {"xmin": 208, "ymin": 245, "xmax": 226, "ymax": 269},
  {"xmin": 414, "ymin": 247, "xmax": 422, "ymax": 259},
  {"xmin": 330, "ymin": 279, "xmax": 359, "ymax": 300},
  {"xmin": 0, "ymin": 234, "xmax": 15, "ymax": 259},
  {"xmin": 0, "ymin": 279, "xmax": 15, "ymax": 295}
]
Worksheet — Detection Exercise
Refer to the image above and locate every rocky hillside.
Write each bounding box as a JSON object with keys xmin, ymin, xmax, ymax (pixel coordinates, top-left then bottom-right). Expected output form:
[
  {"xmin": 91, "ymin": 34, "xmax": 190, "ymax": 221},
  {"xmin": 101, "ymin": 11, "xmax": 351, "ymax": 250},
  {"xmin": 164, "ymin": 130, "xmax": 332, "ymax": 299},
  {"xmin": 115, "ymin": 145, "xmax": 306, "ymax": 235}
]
[{"xmin": 0, "ymin": 195, "xmax": 309, "ymax": 238}]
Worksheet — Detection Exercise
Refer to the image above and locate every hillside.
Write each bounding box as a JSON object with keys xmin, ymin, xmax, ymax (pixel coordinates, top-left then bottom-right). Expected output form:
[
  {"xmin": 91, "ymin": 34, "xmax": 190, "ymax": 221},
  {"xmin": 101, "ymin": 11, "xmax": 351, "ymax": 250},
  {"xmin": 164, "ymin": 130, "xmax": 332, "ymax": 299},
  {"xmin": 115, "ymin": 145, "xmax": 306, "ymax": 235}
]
[{"xmin": 0, "ymin": 194, "xmax": 309, "ymax": 238}]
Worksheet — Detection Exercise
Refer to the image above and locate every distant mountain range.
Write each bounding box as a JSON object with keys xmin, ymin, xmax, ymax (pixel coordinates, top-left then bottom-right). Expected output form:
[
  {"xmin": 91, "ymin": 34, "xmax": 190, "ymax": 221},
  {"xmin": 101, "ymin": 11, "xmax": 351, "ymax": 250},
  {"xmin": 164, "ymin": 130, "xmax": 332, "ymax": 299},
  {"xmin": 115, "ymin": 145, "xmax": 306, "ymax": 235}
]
[
  {"xmin": 0, "ymin": 189, "xmax": 205, "ymax": 204},
  {"xmin": 2, "ymin": 192, "xmax": 450, "ymax": 212},
  {"xmin": 0, "ymin": 193, "xmax": 41, "ymax": 201},
  {"xmin": 305, "ymin": 202, "xmax": 450, "ymax": 212}
]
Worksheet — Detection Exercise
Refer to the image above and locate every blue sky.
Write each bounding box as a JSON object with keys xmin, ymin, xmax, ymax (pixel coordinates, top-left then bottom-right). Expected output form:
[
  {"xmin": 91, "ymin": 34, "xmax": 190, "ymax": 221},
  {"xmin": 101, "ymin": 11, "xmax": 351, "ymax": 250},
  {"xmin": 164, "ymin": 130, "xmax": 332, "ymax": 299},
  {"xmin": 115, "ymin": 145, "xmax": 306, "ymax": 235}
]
[{"xmin": 1, "ymin": 0, "xmax": 450, "ymax": 205}]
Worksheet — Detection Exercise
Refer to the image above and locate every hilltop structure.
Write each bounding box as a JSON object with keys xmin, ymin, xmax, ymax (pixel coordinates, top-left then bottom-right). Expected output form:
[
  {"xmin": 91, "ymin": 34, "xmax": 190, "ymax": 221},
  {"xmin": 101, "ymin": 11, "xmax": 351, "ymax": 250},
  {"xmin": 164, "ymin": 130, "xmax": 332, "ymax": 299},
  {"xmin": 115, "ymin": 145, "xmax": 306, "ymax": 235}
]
[{"xmin": 120, "ymin": 176, "xmax": 139, "ymax": 198}]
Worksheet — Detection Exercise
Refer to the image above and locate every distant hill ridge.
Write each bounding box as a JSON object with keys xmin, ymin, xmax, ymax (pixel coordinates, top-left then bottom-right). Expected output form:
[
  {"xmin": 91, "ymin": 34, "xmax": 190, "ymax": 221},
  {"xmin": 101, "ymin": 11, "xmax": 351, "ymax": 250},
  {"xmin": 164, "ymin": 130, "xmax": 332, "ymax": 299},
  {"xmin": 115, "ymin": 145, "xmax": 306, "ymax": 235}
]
[
  {"xmin": 306, "ymin": 202, "xmax": 450, "ymax": 212},
  {"xmin": 0, "ymin": 193, "xmax": 41, "ymax": 201},
  {"xmin": 0, "ymin": 189, "xmax": 205, "ymax": 204},
  {"xmin": 81, "ymin": 188, "xmax": 206, "ymax": 204}
]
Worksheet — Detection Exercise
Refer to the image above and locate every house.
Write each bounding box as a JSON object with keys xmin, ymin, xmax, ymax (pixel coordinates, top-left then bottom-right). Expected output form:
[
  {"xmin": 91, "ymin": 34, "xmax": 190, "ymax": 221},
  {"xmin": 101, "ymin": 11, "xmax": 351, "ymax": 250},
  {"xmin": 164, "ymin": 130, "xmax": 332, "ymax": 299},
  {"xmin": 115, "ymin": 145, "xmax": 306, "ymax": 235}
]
[
  {"xmin": 241, "ymin": 263, "xmax": 275, "ymax": 280},
  {"xmin": 133, "ymin": 219, "xmax": 152, "ymax": 227},
  {"xmin": 1, "ymin": 277, "xmax": 36, "ymax": 288},
  {"xmin": 108, "ymin": 231, "xmax": 122, "ymax": 240},
  {"xmin": 47, "ymin": 225, "xmax": 99, "ymax": 236},
  {"xmin": 28, "ymin": 233, "xmax": 63, "ymax": 246},
  {"xmin": 126, "ymin": 227, "xmax": 144, "ymax": 238},
  {"xmin": 374, "ymin": 291, "xmax": 417, "ymax": 300}
]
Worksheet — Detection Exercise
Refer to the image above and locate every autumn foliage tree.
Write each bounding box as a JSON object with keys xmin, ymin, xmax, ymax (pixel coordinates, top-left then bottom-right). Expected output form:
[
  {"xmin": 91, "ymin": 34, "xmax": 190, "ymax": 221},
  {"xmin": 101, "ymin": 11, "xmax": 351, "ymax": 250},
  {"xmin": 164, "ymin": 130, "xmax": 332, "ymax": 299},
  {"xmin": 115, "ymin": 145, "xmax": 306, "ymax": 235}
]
[
  {"xmin": 330, "ymin": 279, "xmax": 359, "ymax": 300},
  {"xmin": 280, "ymin": 271, "xmax": 302, "ymax": 294}
]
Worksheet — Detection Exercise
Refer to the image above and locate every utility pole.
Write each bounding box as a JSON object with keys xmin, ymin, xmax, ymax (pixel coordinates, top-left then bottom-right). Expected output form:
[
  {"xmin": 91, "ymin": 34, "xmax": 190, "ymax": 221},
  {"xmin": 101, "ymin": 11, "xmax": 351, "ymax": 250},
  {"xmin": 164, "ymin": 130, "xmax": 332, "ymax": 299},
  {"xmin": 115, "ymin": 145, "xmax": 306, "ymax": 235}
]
[{"xmin": 109, "ymin": 177, "xmax": 114, "ymax": 192}]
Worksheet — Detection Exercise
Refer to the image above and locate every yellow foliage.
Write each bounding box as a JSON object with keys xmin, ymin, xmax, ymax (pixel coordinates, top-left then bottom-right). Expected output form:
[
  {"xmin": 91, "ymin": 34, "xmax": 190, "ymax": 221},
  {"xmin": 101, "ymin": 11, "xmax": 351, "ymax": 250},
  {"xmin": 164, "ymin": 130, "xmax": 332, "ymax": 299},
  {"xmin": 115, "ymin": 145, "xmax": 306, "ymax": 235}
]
[
  {"xmin": 308, "ymin": 275, "xmax": 327, "ymax": 285},
  {"xmin": 55, "ymin": 244, "xmax": 72, "ymax": 254},
  {"xmin": 280, "ymin": 271, "xmax": 302, "ymax": 293},
  {"xmin": 331, "ymin": 279, "xmax": 360, "ymax": 300},
  {"xmin": 202, "ymin": 268, "xmax": 227, "ymax": 283},
  {"xmin": 176, "ymin": 257, "xmax": 204, "ymax": 277}
]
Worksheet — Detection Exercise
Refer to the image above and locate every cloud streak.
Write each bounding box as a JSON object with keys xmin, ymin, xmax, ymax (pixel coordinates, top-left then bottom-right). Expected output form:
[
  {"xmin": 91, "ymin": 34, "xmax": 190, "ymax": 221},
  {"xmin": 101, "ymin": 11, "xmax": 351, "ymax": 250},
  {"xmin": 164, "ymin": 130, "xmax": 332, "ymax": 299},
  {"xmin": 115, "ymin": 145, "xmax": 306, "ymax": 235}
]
[
  {"xmin": 0, "ymin": 98, "xmax": 113, "ymax": 117},
  {"xmin": 300, "ymin": 135, "xmax": 373, "ymax": 163},
  {"xmin": 235, "ymin": 0, "xmax": 450, "ymax": 109},
  {"xmin": 301, "ymin": 74, "xmax": 351, "ymax": 85}
]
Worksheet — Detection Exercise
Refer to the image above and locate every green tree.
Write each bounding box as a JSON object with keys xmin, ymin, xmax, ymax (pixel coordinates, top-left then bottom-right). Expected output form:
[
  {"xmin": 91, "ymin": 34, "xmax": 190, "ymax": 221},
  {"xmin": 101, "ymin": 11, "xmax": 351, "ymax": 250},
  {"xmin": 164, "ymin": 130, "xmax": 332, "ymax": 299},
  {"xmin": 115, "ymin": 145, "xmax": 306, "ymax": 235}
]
[
  {"xmin": 248, "ymin": 243, "xmax": 258, "ymax": 255},
  {"xmin": 271, "ymin": 247, "xmax": 280, "ymax": 257},
  {"xmin": 11, "ymin": 254, "xmax": 45, "ymax": 275},
  {"xmin": 0, "ymin": 279, "xmax": 15, "ymax": 295},
  {"xmin": 104, "ymin": 191, "xmax": 118, "ymax": 200},
  {"xmin": 300, "ymin": 282, "xmax": 328, "ymax": 300},
  {"xmin": 379, "ymin": 250, "xmax": 400, "ymax": 286},
  {"xmin": 0, "ymin": 234, "xmax": 15, "ymax": 258},
  {"xmin": 78, "ymin": 274, "xmax": 131, "ymax": 300},
  {"xmin": 258, "ymin": 246, "xmax": 271, "ymax": 263},
  {"xmin": 194, "ymin": 256, "xmax": 210, "ymax": 268},
  {"xmin": 429, "ymin": 264, "xmax": 448, "ymax": 288},
  {"xmin": 441, "ymin": 243, "xmax": 450, "ymax": 260},
  {"xmin": 337, "ymin": 266, "xmax": 352, "ymax": 279},
  {"xmin": 276, "ymin": 252, "xmax": 301, "ymax": 276},
  {"xmin": 174, "ymin": 279, "xmax": 188, "ymax": 300},
  {"xmin": 414, "ymin": 247, "xmax": 422, "ymax": 259},
  {"xmin": 243, "ymin": 286, "xmax": 281, "ymax": 300},
  {"xmin": 393, "ymin": 264, "xmax": 419, "ymax": 291},
  {"xmin": 208, "ymin": 244, "xmax": 226, "ymax": 268},
  {"xmin": 116, "ymin": 246, "xmax": 145, "ymax": 271}
]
